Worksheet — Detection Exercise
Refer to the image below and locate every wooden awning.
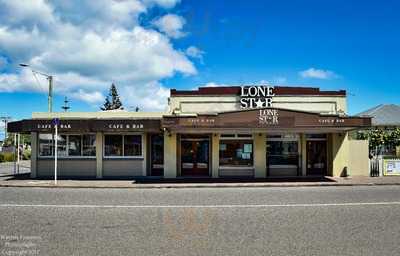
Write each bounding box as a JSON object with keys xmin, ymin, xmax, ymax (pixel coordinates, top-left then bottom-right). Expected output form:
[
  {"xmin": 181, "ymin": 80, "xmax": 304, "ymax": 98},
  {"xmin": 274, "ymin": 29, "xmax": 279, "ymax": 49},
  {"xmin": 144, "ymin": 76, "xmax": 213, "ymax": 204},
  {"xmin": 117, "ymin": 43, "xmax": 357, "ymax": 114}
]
[{"xmin": 162, "ymin": 108, "xmax": 371, "ymax": 131}]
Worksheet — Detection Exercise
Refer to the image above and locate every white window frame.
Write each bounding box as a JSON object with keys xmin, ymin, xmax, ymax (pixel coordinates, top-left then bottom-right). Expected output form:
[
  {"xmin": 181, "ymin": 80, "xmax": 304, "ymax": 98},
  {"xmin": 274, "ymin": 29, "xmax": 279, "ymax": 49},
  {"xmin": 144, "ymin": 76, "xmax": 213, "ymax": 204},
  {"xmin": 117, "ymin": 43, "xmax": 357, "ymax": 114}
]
[
  {"xmin": 38, "ymin": 133, "xmax": 96, "ymax": 159},
  {"xmin": 103, "ymin": 133, "xmax": 144, "ymax": 159}
]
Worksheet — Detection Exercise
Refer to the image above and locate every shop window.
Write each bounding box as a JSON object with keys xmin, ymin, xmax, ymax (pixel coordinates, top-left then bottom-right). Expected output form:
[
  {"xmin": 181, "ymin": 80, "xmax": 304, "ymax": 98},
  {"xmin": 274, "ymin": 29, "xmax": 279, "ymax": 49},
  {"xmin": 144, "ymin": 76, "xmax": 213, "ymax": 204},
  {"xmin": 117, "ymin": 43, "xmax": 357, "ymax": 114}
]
[
  {"xmin": 68, "ymin": 135, "xmax": 82, "ymax": 156},
  {"xmin": 124, "ymin": 135, "xmax": 142, "ymax": 156},
  {"xmin": 38, "ymin": 133, "xmax": 96, "ymax": 157},
  {"xmin": 83, "ymin": 135, "xmax": 96, "ymax": 156},
  {"xmin": 104, "ymin": 134, "xmax": 143, "ymax": 157},
  {"xmin": 306, "ymin": 134, "xmax": 327, "ymax": 139},
  {"xmin": 267, "ymin": 140, "xmax": 299, "ymax": 166},
  {"xmin": 219, "ymin": 140, "xmax": 253, "ymax": 166},
  {"xmin": 104, "ymin": 135, "xmax": 123, "ymax": 156},
  {"xmin": 39, "ymin": 134, "xmax": 53, "ymax": 156}
]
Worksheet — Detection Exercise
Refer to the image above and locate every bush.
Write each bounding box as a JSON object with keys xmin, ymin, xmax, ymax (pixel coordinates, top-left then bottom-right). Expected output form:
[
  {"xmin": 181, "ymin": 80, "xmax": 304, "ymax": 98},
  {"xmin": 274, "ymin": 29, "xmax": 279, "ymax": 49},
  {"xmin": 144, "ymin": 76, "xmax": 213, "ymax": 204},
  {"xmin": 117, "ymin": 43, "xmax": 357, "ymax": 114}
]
[
  {"xmin": 0, "ymin": 152, "xmax": 15, "ymax": 162},
  {"xmin": 22, "ymin": 150, "xmax": 31, "ymax": 160},
  {"xmin": 0, "ymin": 154, "xmax": 4, "ymax": 163}
]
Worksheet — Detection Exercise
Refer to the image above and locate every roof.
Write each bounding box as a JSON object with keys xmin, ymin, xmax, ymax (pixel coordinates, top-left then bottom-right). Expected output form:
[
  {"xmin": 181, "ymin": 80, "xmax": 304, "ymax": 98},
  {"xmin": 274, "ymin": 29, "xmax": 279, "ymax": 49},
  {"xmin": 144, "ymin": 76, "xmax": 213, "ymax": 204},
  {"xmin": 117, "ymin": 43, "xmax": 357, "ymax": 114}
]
[
  {"xmin": 31, "ymin": 111, "xmax": 165, "ymax": 120},
  {"xmin": 171, "ymin": 86, "xmax": 346, "ymax": 96},
  {"xmin": 357, "ymin": 104, "xmax": 400, "ymax": 126}
]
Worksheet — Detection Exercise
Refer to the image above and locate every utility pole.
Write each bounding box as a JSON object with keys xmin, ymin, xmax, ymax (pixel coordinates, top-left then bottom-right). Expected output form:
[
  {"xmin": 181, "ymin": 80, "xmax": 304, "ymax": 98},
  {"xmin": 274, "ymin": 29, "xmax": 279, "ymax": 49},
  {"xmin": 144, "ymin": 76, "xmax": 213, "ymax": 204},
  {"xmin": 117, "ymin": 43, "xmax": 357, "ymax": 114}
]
[
  {"xmin": 61, "ymin": 96, "xmax": 70, "ymax": 112},
  {"xmin": 48, "ymin": 76, "xmax": 53, "ymax": 113}
]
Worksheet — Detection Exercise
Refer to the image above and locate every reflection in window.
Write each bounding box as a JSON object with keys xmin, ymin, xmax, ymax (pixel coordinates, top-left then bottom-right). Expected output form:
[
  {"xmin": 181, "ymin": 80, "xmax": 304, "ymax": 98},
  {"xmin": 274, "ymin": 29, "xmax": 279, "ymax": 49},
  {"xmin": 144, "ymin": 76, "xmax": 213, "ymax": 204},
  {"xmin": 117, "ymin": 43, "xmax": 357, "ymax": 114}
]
[
  {"xmin": 219, "ymin": 140, "xmax": 253, "ymax": 166},
  {"xmin": 68, "ymin": 135, "xmax": 81, "ymax": 156},
  {"xmin": 83, "ymin": 135, "xmax": 96, "ymax": 156},
  {"xmin": 105, "ymin": 135, "xmax": 123, "ymax": 156},
  {"xmin": 56, "ymin": 135, "xmax": 67, "ymax": 157},
  {"xmin": 39, "ymin": 134, "xmax": 53, "ymax": 156},
  {"xmin": 124, "ymin": 135, "xmax": 142, "ymax": 156},
  {"xmin": 267, "ymin": 141, "xmax": 299, "ymax": 165}
]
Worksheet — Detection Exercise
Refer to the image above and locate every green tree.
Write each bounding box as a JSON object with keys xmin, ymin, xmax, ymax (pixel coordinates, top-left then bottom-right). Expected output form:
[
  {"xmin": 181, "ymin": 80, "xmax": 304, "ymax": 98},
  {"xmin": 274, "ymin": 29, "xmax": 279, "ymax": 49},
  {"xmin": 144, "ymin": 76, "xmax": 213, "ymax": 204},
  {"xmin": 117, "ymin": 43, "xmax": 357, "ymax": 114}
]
[{"xmin": 100, "ymin": 83, "xmax": 124, "ymax": 111}]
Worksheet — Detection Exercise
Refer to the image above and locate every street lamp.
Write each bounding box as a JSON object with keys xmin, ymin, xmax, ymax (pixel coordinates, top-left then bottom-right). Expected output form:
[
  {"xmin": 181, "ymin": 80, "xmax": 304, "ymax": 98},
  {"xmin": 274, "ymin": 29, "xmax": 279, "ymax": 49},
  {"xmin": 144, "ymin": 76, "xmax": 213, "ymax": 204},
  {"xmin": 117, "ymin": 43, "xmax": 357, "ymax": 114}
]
[{"xmin": 19, "ymin": 63, "xmax": 53, "ymax": 112}]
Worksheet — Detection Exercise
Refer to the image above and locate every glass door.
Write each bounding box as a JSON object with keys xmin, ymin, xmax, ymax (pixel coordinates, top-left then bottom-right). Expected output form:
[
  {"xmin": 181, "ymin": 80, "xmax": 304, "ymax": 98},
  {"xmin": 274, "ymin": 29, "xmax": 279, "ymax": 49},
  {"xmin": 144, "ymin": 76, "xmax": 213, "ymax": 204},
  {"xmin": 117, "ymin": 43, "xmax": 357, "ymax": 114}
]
[
  {"xmin": 150, "ymin": 134, "xmax": 164, "ymax": 176},
  {"xmin": 306, "ymin": 140, "xmax": 327, "ymax": 175},
  {"xmin": 181, "ymin": 137, "xmax": 210, "ymax": 176}
]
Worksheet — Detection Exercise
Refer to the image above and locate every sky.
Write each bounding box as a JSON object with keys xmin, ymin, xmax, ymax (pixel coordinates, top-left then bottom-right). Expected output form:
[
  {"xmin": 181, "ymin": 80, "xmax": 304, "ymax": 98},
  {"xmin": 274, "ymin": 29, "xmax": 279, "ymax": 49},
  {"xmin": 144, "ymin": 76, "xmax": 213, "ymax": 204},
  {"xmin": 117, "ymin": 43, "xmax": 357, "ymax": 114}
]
[{"xmin": 0, "ymin": 0, "xmax": 400, "ymax": 135}]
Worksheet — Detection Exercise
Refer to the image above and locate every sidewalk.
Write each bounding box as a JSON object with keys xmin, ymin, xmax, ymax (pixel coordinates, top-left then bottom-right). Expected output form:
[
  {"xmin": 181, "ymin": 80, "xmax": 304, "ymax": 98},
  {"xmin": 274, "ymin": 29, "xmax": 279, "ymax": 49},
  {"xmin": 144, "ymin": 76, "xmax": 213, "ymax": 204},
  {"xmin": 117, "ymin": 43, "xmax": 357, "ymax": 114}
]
[{"xmin": 1, "ymin": 174, "xmax": 400, "ymax": 189}]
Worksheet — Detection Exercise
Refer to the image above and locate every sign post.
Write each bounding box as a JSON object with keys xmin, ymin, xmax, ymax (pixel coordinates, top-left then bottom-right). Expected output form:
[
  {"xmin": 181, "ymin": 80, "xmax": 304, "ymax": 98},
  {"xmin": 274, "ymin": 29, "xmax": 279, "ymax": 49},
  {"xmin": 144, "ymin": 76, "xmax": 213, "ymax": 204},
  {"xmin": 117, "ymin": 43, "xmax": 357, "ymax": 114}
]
[{"xmin": 52, "ymin": 118, "xmax": 60, "ymax": 185}]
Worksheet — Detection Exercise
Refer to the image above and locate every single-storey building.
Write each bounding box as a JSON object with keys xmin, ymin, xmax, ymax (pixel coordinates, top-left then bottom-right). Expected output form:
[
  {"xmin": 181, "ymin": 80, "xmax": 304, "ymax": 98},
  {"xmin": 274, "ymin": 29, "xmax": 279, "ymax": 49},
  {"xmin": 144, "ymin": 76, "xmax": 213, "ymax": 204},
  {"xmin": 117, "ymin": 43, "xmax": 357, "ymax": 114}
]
[{"xmin": 8, "ymin": 85, "xmax": 371, "ymax": 179}]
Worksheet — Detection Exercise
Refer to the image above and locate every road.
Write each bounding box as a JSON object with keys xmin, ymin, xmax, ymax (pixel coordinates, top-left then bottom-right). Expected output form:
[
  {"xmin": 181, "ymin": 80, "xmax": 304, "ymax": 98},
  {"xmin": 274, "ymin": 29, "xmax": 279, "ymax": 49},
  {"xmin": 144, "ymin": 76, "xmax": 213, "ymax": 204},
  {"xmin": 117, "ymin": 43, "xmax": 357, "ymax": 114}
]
[{"xmin": 0, "ymin": 186, "xmax": 399, "ymax": 256}]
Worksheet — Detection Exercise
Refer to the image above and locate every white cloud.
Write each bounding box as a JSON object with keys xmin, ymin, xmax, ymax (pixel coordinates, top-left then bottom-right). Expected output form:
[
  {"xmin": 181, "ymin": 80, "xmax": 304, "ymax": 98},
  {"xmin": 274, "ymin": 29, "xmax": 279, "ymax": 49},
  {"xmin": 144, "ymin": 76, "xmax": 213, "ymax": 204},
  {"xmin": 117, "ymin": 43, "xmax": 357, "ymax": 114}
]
[
  {"xmin": 0, "ymin": 0, "xmax": 196, "ymax": 111},
  {"xmin": 202, "ymin": 82, "xmax": 231, "ymax": 88},
  {"xmin": 299, "ymin": 68, "xmax": 338, "ymax": 79},
  {"xmin": 186, "ymin": 46, "xmax": 205, "ymax": 63},
  {"xmin": 0, "ymin": 56, "xmax": 7, "ymax": 69},
  {"xmin": 152, "ymin": 14, "xmax": 186, "ymax": 39}
]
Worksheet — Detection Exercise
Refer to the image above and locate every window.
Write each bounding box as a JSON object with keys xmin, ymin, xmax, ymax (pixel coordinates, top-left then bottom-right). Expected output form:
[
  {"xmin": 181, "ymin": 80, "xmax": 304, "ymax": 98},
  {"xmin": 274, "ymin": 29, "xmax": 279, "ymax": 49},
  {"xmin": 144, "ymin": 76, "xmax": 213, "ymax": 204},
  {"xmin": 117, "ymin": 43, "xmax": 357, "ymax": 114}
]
[
  {"xmin": 124, "ymin": 135, "xmax": 142, "ymax": 156},
  {"xmin": 104, "ymin": 134, "xmax": 143, "ymax": 157},
  {"xmin": 39, "ymin": 134, "xmax": 53, "ymax": 156},
  {"xmin": 219, "ymin": 140, "xmax": 253, "ymax": 166},
  {"xmin": 83, "ymin": 135, "xmax": 96, "ymax": 156},
  {"xmin": 104, "ymin": 135, "xmax": 123, "ymax": 156},
  {"xmin": 267, "ymin": 134, "xmax": 299, "ymax": 166},
  {"xmin": 38, "ymin": 133, "xmax": 96, "ymax": 157},
  {"xmin": 68, "ymin": 135, "xmax": 81, "ymax": 156}
]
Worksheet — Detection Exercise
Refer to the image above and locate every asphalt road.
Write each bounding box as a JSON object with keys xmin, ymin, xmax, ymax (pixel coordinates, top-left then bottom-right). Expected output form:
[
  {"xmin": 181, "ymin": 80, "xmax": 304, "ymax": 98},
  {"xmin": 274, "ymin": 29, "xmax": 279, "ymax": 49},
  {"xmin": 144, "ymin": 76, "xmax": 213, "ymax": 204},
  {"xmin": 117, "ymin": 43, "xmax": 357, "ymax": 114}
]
[{"xmin": 0, "ymin": 186, "xmax": 400, "ymax": 256}]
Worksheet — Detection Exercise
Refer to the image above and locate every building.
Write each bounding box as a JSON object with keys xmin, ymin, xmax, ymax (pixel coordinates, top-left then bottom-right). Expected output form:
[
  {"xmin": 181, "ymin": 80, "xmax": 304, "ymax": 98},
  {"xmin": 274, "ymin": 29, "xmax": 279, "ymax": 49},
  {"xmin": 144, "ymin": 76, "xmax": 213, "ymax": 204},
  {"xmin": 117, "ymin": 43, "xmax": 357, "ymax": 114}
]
[{"xmin": 7, "ymin": 85, "xmax": 371, "ymax": 179}]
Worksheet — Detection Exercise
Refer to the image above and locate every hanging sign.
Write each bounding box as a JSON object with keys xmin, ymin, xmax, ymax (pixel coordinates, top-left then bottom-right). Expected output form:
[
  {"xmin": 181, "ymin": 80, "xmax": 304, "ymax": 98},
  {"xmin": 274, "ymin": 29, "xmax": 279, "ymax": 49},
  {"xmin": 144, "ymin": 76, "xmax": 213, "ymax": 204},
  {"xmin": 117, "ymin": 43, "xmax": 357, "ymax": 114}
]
[{"xmin": 240, "ymin": 85, "xmax": 275, "ymax": 109}]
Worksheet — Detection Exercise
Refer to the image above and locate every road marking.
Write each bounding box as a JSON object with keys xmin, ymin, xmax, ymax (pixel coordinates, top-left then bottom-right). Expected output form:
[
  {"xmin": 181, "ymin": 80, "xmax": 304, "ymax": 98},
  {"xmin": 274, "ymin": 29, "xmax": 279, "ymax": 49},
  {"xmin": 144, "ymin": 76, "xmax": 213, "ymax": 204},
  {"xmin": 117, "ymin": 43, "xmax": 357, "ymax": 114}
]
[{"xmin": 1, "ymin": 202, "xmax": 400, "ymax": 209}]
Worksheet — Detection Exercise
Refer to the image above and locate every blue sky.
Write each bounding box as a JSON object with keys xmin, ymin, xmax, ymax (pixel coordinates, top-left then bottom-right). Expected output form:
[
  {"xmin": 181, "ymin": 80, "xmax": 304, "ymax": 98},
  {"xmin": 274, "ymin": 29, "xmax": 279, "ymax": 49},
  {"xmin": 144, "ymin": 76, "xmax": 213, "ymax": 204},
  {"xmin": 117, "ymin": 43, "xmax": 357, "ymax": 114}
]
[{"xmin": 0, "ymin": 0, "xmax": 399, "ymax": 132}]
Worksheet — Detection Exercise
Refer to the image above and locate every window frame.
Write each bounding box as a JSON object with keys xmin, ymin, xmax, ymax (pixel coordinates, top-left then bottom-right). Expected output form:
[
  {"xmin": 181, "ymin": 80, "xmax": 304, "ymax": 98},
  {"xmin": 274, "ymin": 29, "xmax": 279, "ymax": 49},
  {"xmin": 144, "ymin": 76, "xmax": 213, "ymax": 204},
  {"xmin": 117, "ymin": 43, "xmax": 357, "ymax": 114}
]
[
  {"xmin": 266, "ymin": 134, "xmax": 300, "ymax": 168},
  {"xmin": 219, "ymin": 135, "xmax": 254, "ymax": 168},
  {"xmin": 103, "ymin": 133, "xmax": 144, "ymax": 159},
  {"xmin": 38, "ymin": 133, "xmax": 96, "ymax": 159}
]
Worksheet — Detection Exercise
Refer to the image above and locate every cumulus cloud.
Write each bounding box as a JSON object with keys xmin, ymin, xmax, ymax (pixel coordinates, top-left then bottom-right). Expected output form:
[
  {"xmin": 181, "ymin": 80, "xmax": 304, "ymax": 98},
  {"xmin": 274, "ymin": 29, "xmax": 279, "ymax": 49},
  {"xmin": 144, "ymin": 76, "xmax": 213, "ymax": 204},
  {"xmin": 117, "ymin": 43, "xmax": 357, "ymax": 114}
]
[
  {"xmin": 0, "ymin": 0, "xmax": 195, "ymax": 111},
  {"xmin": 152, "ymin": 14, "xmax": 186, "ymax": 39},
  {"xmin": 186, "ymin": 46, "xmax": 205, "ymax": 63},
  {"xmin": 299, "ymin": 68, "xmax": 338, "ymax": 79}
]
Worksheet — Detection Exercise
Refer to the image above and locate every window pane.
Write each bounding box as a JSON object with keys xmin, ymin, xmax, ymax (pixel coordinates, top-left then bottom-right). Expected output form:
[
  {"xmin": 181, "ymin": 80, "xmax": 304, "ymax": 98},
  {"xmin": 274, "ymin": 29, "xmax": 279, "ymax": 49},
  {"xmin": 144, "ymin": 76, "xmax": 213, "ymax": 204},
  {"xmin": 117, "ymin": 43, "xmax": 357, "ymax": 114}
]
[
  {"xmin": 68, "ymin": 135, "xmax": 82, "ymax": 156},
  {"xmin": 124, "ymin": 135, "xmax": 142, "ymax": 156},
  {"xmin": 56, "ymin": 135, "xmax": 67, "ymax": 157},
  {"xmin": 83, "ymin": 135, "xmax": 96, "ymax": 156},
  {"xmin": 39, "ymin": 133, "xmax": 53, "ymax": 156},
  {"xmin": 219, "ymin": 140, "xmax": 253, "ymax": 166},
  {"xmin": 267, "ymin": 141, "xmax": 299, "ymax": 165},
  {"xmin": 105, "ymin": 135, "xmax": 123, "ymax": 156}
]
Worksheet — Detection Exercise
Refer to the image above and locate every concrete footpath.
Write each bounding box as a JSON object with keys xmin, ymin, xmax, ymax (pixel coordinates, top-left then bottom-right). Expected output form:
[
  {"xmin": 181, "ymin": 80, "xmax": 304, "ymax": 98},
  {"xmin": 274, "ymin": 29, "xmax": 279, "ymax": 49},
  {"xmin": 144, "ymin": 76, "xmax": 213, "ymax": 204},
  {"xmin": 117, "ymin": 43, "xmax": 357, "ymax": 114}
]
[{"xmin": 0, "ymin": 174, "xmax": 400, "ymax": 189}]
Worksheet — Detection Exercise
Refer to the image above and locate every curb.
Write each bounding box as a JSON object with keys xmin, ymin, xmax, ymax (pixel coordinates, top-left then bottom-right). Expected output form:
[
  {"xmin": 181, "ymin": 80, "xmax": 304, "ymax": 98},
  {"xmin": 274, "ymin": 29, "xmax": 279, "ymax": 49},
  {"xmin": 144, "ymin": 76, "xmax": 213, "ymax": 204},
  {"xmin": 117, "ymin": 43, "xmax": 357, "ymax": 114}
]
[{"xmin": 1, "ymin": 182, "xmax": 400, "ymax": 189}]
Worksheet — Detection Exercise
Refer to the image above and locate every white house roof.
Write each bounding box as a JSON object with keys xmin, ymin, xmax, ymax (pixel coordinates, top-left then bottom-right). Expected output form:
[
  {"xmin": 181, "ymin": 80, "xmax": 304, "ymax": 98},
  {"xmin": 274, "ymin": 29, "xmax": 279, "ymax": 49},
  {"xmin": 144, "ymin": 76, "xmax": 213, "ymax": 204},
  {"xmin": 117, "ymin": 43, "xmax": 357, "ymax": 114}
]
[{"xmin": 357, "ymin": 104, "xmax": 400, "ymax": 126}]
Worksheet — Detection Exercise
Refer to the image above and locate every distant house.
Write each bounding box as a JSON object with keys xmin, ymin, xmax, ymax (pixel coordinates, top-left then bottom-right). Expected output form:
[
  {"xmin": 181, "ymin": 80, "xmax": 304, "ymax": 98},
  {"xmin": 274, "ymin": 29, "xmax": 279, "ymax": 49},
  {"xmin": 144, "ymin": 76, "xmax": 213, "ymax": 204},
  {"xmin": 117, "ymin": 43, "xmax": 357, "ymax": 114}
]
[
  {"xmin": 357, "ymin": 104, "xmax": 400, "ymax": 128},
  {"xmin": 357, "ymin": 104, "xmax": 400, "ymax": 156}
]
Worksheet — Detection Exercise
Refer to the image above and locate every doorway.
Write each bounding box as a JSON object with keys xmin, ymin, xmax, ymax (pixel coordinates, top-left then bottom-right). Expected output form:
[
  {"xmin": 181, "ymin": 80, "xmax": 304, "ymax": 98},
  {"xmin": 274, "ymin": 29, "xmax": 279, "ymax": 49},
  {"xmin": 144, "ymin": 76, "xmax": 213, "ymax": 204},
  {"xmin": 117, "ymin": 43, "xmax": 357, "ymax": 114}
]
[
  {"xmin": 180, "ymin": 136, "xmax": 210, "ymax": 176},
  {"xmin": 306, "ymin": 140, "xmax": 327, "ymax": 176},
  {"xmin": 150, "ymin": 134, "xmax": 164, "ymax": 176}
]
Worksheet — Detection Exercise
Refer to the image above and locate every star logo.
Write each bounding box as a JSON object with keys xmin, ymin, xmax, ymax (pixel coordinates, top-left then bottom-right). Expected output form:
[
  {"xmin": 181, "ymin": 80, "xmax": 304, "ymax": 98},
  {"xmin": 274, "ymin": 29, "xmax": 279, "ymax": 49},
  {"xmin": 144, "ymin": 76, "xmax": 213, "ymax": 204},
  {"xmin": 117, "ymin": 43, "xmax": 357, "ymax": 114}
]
[{"xmin": 255, "ymin": 99, "xmax": 264, "ymax": 108}]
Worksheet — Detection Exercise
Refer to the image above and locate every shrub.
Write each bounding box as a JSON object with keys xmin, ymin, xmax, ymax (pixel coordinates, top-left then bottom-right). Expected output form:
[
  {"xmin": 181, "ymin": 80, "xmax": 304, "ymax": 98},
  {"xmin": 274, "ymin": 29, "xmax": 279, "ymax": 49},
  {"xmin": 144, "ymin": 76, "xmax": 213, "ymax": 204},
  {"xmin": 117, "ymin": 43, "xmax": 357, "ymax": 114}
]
[
  {"xmin": 1, "ymin": 152, "xmax": 15, "ymax": 162},
  {"xmin": 0, "ymin": 154, "xmax": 4, "ymax": 163},
  {"xmin": 22, "ymin": 150, "xmax": 31, "ymax": 160}
]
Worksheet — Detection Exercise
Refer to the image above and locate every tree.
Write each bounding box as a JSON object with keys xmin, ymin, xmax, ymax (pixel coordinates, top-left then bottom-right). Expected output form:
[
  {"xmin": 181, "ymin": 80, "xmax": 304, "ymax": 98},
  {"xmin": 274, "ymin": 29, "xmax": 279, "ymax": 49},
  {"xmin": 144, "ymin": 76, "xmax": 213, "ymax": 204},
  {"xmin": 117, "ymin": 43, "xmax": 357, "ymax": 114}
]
[{"xmin": 100, "ymin": 83, "xmax": 124, "ymax": 111}]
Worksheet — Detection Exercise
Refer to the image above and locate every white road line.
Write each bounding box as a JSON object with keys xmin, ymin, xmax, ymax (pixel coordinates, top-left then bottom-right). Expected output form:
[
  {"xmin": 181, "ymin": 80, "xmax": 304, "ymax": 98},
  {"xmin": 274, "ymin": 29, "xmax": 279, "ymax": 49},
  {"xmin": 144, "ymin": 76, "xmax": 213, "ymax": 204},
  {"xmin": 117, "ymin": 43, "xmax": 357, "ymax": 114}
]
[{"xmin": 0, "ymin": 202, "xmax": 400, "ymax": 208}]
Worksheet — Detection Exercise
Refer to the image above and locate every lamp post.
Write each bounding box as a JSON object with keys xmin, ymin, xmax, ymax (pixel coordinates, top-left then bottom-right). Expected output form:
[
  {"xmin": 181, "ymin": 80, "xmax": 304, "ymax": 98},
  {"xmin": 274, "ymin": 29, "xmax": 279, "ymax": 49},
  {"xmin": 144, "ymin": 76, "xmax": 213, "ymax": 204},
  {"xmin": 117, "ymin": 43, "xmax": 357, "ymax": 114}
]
[{"xmin": 19, "ymin": 64, "xmax": 53, "ymax": 112}]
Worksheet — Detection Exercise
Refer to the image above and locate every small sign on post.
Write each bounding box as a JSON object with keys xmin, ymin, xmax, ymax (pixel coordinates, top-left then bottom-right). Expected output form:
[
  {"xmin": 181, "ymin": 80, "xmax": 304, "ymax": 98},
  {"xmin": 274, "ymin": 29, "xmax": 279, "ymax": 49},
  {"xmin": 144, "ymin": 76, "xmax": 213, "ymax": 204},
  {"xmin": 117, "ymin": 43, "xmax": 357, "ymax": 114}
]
[{"xmin": 52, "ymin": 118, "xmax": 60, "ymax": 185}]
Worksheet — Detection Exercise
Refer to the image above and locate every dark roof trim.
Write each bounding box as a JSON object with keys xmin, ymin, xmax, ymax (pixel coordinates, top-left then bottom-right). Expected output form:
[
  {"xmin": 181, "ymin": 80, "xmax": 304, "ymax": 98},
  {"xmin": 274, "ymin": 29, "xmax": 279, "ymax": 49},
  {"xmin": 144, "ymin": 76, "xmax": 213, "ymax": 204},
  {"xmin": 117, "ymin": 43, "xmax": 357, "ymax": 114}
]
[{"xmin": 171, "ymin": 86, "xmax": 346, "ymax": 96}]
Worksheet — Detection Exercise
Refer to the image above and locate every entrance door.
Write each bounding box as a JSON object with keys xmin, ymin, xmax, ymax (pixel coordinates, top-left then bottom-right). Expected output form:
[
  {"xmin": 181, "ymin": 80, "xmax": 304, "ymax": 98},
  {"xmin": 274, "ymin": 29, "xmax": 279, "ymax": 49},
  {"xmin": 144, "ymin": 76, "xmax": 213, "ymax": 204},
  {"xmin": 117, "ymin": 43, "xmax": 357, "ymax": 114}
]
[
  {"xmin": 150, "ymin": 134, "xmax": 164, "ymax": 176},
  {"xmin": 181, "ymin": 137, "xmax": 210, "ymax": 176},
  {"xmin": 306, "ymin": 140, "xmax": 327, "ymax": 175}
]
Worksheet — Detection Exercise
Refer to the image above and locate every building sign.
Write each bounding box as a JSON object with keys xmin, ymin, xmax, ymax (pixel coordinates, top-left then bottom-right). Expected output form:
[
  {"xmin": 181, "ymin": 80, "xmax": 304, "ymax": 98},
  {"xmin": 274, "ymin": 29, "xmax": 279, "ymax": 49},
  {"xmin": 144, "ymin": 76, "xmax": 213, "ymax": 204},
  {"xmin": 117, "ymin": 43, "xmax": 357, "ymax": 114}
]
[
  {"xmin": 383, "ymin": 159, "xmax": 400, "ymax": 176},
  {"xmin": 258, "ymin": 109, "xmax": 279, "ymax": 125},
  {"xmin": 240, "ymin": 86, "xmax": 275, "ymax": 109}
]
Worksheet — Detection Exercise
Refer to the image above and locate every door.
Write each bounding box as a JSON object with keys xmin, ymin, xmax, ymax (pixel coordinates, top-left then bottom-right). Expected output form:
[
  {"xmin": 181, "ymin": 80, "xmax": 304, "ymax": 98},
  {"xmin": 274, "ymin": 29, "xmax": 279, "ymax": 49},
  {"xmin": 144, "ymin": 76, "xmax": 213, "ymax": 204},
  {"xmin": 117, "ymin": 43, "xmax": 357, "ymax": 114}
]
[
  {"xmin": 181, "ymin": 138, "xmax": 210, "ymax": 176},
  {"xmin": 150, "ymin": 134, "xmax": 164, "ymax": 176},
  {"xmin": 306, "ymin": 140, "xmax": 327, "ymax": 175}
]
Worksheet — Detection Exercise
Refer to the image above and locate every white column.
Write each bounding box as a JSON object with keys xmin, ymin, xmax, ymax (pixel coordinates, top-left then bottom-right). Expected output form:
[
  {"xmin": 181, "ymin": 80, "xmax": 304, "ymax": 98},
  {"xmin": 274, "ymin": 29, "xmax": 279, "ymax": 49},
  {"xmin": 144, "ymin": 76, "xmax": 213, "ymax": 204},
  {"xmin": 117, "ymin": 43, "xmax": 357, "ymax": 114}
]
[
  {"xmin": 96, "ymin": 132, "xmax": 103, "ymax": 179},
  {"xmin": 211, "ymin": 133, "xmax": 220, "ymax": 178},
  {"xmin": 30, "ymin": 132, "xmax": 38, "ymax": 178},
  {"xmin": 164, "ymin": 132, "xmax": 177, "ymax": 178},
  {"xmin": 254, "ymin": 133, "xmax": 267, "ymax": 178},
  {"xmin": 301, "ymin": 134, "xmax": 307, "ymax": 176}
]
